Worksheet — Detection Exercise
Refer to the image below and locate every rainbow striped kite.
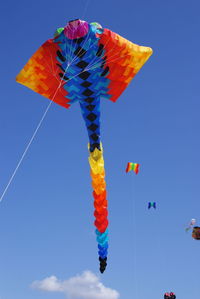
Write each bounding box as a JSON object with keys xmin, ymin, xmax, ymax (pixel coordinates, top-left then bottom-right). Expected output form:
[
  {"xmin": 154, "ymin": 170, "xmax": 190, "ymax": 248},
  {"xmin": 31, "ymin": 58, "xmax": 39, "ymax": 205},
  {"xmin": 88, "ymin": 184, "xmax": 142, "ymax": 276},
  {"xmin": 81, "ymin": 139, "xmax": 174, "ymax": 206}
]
[
  {"xmin": 16, "ymin": 19, "xmax": 152, "ymax": 273},
  {"xmin": 126, "ymin": 162, "xmax": 140, "ymax": 174}
]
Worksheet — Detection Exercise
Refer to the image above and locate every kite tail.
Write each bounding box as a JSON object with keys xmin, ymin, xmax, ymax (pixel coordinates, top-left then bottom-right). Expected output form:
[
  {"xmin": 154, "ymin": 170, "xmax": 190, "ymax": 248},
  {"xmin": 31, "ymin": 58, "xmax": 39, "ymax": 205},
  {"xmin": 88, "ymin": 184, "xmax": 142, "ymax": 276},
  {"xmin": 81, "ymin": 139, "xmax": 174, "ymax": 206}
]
[{"xmin": 88, "ymin": 144, "xmax": 109, "ymax": 273}]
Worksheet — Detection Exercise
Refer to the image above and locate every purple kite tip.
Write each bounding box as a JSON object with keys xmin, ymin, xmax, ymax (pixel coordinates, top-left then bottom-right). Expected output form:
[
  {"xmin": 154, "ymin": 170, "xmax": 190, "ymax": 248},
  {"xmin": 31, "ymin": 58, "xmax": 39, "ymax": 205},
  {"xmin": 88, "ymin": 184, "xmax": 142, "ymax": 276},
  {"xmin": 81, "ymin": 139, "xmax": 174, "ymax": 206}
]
[{"xmin": 64, "ymin": 19, "xmax": 89, "ymax": 40}]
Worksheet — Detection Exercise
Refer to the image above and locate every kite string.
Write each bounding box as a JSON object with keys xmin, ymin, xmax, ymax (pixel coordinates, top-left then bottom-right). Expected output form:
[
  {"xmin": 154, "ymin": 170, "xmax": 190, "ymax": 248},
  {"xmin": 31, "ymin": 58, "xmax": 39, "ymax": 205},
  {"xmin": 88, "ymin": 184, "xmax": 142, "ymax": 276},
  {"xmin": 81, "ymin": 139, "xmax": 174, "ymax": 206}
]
[
  {"xmin": 131, "ymin": 176, "xmax": 140, "ymax": 299},
  {"xmin": 0, "ymin": 101, "xmax": 52, "ymax": 202},
  {"xmin": 0, "ymin": 1, "xmax": 93, "ymax": 203},
  {"xmin": 81, "ymin": 0, "xmax": 91, "ymax": 19},
  {"xmin": 0, "ymin": 61, "xmax": 71, "ymax": 203},
  {"xmin": 67, "ymin": 0, "xmax": 91, "ymax": 64}
]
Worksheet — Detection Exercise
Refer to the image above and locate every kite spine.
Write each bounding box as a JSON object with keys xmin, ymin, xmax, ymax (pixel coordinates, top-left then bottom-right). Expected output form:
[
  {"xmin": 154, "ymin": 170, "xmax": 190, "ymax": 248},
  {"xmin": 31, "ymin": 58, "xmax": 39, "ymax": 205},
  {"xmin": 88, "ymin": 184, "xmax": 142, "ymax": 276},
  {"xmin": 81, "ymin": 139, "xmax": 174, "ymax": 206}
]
[{"xmin": 88, "ymin": 144, "xmax": 108, "ymax": 273}]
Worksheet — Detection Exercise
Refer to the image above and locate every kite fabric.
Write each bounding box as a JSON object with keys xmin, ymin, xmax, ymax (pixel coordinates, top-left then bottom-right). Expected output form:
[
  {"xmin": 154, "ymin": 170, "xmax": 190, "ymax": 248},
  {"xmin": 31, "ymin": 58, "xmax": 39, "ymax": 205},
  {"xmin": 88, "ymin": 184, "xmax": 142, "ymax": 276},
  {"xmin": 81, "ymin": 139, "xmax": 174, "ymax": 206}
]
[
  {"xmin": 126, "ymin": 162, "xmax": 140, "ymax": 174},
  {"xmin": 16, "ymin": 19, "xmax": 152, "ymax": 273}
]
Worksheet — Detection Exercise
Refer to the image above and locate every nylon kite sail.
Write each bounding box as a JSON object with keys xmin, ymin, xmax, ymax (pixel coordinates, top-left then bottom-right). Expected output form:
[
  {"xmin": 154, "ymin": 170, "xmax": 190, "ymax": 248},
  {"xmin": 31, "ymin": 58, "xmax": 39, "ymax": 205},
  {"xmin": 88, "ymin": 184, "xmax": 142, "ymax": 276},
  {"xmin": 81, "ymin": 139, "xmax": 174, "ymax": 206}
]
[{"xmin": 16, "ymin": 19, "xmax": 152, "ymax": 273}]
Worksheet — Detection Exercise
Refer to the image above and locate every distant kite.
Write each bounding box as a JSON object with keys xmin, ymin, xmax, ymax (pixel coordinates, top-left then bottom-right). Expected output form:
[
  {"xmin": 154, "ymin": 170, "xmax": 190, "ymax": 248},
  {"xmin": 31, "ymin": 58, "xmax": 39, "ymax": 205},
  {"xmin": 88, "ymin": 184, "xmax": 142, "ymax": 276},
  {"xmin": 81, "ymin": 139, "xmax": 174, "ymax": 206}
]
[
  {"xmin": 185, "ymin": 219, "xmax": 200, "ymax": 240},
  {"xmin": 164, "ymin": 292, "xmax": 176, "ymax": 299},
  {"xmin": 192, "ymin": 226, "xmax": 200, "ymax": 240},
  {"xmin": 126, "ymin": 162, "xmax": 140, "ymax": 174},
  {"xmin": 16, "ymin": 19, "xmax": 152, "ymax": 273},
  {"xmin": 148, "ymin": 202, "xmax": 156, "ymax": 209}
]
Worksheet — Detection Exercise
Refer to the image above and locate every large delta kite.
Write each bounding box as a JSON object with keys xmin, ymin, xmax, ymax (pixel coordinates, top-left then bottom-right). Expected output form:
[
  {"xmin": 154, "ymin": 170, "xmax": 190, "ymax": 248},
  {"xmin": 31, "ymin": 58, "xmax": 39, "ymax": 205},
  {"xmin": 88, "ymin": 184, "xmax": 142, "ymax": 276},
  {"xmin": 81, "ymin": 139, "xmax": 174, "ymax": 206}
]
[{"xmin": 16, "ymin": 19, "xmax": 152, "ymax": 273}]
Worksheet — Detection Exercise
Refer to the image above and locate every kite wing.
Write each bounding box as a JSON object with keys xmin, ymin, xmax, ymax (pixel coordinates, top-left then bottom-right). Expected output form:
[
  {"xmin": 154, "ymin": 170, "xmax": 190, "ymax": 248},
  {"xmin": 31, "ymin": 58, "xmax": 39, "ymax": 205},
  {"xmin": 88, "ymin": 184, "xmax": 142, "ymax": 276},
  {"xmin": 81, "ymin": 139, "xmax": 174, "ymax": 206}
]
[
  {"xmin": 16, "ymin": 39, "xmax": 70, "ymax": 109},
  {"xmin": 17, "ymin": 23, "xmax": 152, "ymax": 108},
  {"xmin": 98, "ymin": 29, "xmax": 153, "ymax": 102}
]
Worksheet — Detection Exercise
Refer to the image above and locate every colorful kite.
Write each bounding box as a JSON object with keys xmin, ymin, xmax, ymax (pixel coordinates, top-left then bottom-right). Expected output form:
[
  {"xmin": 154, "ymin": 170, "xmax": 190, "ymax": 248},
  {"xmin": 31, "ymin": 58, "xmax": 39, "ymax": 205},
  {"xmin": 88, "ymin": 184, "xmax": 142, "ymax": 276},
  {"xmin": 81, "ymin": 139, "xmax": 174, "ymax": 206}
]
[
  {"xmin": 126, "ymin": 162, "xmax": 140, "ymax": 174},
  {"xmin": 16, "ymin": 19, "xmax": 152, "ymax": 272},
  {"xmin": 148, "ymin": 202, "xmax": 156, "ymax": 209},
  {"xmin": 192, "ymin": 226, "xmax": 200, "ymax": 240},
  {"xmin": 164, "ymin": 292, "xmax": 176, "ymax": 299}
]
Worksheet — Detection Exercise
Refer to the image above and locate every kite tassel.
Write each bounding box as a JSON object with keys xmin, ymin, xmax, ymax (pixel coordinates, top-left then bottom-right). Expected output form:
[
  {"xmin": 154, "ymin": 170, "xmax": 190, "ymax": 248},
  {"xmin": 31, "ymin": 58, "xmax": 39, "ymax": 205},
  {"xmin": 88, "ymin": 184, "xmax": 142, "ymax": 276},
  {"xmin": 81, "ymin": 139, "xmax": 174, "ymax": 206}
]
[{"xmin": 88, "ymin": 144, "xmax": 109, "ymax": 273}]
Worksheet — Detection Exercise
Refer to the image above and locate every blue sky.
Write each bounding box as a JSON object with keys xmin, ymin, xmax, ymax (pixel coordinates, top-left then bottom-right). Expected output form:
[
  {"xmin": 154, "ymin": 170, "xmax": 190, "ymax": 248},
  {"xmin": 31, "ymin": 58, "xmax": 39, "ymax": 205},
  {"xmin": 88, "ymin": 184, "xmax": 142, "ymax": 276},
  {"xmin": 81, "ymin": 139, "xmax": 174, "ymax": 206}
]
[{"xmin": 0, "ymin": 0, "xmax": 200, "ymax": 298}]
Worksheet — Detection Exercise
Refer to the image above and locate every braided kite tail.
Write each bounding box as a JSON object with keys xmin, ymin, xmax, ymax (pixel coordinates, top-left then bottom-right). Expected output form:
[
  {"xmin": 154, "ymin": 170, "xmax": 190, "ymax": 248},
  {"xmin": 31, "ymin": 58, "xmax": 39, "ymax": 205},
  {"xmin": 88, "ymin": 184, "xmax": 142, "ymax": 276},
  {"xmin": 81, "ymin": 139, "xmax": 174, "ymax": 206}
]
[{"xmin": 88, "ymin": 144, "xmax": 109, "ymax": 273}]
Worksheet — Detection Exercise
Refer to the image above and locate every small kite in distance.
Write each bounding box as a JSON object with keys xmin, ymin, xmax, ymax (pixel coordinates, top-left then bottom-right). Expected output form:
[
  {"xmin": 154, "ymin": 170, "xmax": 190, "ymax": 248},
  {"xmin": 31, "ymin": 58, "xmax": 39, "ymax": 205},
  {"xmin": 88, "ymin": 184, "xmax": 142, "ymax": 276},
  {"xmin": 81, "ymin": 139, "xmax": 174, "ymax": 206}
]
[
  {"xmin": 192, "ymin": 226, "xmax": 200, "ymax": 240},
  {"xmin": 126, "ymin": 162, "xmax": 140, "ymax": 174},
  {"xmin": 148, "ymin": 202, "xmax": 156, "ymax": 209},
  {"xmin": 164, "ymin": 292, "xmax": 176, "ymax": 299}
]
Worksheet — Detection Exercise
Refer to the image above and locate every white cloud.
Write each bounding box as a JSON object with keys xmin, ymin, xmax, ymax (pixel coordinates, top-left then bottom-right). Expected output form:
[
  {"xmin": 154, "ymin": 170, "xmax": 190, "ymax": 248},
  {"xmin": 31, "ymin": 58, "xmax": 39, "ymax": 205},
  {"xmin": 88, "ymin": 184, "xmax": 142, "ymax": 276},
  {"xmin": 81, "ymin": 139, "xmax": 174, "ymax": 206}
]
[
  {"xmin": 32, "ymin": 275, "xmax": 63, "ymax": 292},
  {"xmin": 31, "ymin": 270, "xmax": 120, "ymax": 299}
]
